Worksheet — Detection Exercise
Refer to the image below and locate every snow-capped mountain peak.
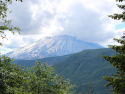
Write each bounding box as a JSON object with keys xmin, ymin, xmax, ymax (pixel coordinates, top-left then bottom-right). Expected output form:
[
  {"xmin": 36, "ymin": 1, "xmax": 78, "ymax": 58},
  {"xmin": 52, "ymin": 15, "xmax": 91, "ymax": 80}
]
[{"xmin": 4, "ymin": 35, "xmax": 104, "ymax": 60}]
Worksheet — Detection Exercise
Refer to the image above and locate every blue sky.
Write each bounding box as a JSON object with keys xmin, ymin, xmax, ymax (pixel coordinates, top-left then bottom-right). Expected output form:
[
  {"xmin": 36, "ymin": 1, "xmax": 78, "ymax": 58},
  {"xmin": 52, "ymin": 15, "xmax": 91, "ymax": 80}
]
[
  {"xmin": 115, "ymin": 22, "xmax": 125, "ymax": 30},
  {"xmin": 0, "ymin": 0, "xmax": 125, "ymax": 55}
]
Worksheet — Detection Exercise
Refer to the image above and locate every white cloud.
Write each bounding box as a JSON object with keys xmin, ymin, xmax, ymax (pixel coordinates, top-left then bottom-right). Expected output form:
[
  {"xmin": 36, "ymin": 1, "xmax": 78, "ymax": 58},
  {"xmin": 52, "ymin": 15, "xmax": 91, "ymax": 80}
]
[{"xmin": 1, "ymin": 0, "xmax": 125, "ymax": 55}]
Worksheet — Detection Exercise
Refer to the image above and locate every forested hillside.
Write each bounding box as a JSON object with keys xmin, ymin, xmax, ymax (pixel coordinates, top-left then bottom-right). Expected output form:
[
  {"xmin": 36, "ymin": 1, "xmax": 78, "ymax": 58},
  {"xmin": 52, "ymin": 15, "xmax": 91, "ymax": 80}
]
[
  {"xmin": 11, "ymin": 54, "xmax": 72, "ymax": 68},
  {"xmin": 10, "ymin": 48, "xmax": 120, "ymax": 94},
  {"xmin": 52, "ymin": 48, "xmax": 120, "ymax": 94}
]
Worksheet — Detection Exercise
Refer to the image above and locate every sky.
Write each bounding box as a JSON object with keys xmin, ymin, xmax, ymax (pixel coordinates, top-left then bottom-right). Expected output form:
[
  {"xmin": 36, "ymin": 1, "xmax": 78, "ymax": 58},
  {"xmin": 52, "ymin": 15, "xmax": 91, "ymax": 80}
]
[{"xmin": 0, "ymin": 0, "xmax": 125, "ymax": 55}]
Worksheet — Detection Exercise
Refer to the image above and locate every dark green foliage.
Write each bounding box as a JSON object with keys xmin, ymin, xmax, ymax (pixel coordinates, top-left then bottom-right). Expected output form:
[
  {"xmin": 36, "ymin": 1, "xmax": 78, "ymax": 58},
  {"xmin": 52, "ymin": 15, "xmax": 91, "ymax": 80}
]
[
  {"xmin": 109, "ymin": 0, "xmax": 125, "ymax": 22},
  {"xmin": 82, "ymin": 82, "xmax": 94, "ymax": 94},
  {"xmin": 10, "ymin": 54, "xmax": 72, "ymax": 68},
  {"xmin": 9, "ymin": 48, "xmax": 120, "ymax": 94},
  {"xmin": 0, "ymin": 55, "xmax": 31, "ymax": 94},
  {"xmin": 88, "ymin": 82, "xmax": 94, "ymax": 94},
  {"xmin": 0, "ymin": 54, "xmax": 77, "ymax": 94},
  {"xmin": 22, "ymin": 60, "xmax": 76, "ymax": 94},
  {"xmin": 100, "ymin": 0, "xmax": 125, "ymax": 94},
  {"xmin": 37, "ymin": 54, "xmax": 72, "ymax": 65},
  {"xmin": 82, "ymin": 89, "xmax": 85, "ymax": 94},
  {"xmin": 116, "ymin": 0, "xmax": 124, "ymax": 2},
  {"xmin": 100, "ymin": 40, "xmax": 125, "ymax": 93},
  {"xmin": 52, "ymin": 48, "xmax": 119, "ymax": 94}
]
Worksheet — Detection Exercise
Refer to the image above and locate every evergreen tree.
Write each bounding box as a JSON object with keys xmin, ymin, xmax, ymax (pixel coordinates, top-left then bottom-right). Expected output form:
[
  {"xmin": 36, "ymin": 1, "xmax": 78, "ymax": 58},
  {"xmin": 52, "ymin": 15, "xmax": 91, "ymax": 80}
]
[
  {"xmin": 82, "ymin": 89, "xmax": 85, "ymax": 94},
  {"xmin": 88, "ymin": 82, "xmax": 94, "ymax": 94},
  {"xmin": 81, "ymin": 82, "xmax": 94, "ymax": 94},
  {"xmin": 100, "ymin": 0, "xmax": 125, "ymax": 94}
]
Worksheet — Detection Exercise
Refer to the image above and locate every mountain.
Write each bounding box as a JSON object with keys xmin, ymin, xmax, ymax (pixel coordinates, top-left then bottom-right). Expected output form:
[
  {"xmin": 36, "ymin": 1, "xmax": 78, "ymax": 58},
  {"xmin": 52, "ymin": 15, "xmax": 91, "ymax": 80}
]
[
  {"xmin": 4, "ymin": 35, "xmax": 104, "ymax": 60},
  {"xmin": 11, "ymin": 54, "xmax": 72, "ymax": 68},
  {"xmin": 52, "ymin": 48, "xmax": 120, "ymax": 94}
]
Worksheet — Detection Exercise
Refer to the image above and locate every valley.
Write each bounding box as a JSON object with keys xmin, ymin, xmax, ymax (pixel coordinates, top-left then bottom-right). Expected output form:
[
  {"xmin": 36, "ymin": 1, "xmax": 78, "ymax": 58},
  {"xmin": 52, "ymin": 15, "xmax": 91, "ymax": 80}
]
[{"xmin": 10, "ymin": 47, "xmax": 119, "ymax": 94}]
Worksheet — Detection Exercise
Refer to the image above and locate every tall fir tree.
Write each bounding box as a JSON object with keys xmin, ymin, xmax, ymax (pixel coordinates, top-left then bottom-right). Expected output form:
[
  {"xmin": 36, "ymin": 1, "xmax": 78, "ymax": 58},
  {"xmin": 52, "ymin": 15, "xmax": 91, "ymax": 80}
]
[
  {"xmin": 100, "ymin": 0, "xmax": 125, "ymax": 94},
  {"xmin": 82, "ymin": 89, "xmax": 85, "ymax": 94},
  {"xmin": 88, "ymin": 82, "xmax": 94, "ymax": 94},
  {"xmin": 81, "ymin": 82, "xmax": 94, "ymax": 94}
]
